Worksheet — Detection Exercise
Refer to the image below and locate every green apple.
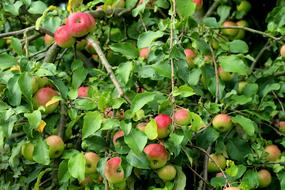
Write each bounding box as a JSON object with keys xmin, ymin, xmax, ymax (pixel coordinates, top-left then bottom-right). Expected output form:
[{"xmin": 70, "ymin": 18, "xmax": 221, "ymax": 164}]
[
  {"xmin": 154, "ymin": 114, "xmax": 172, "ymax": 139},
  {"xmin": 104, "ymin": 157, "xmax": 125, "ymax": 184},
  {"xmin": 157, "ymin": 164, "xmax": 177, "ymax": 181},
  {"xmin": 85, "ymin": 152, "xmax": 100, "ymax": 174},
  {"xmin": 208, "ymin": 154, "xmax": 226, "ymax": 173},
  {"xmin": 45, "ymin": 135, "xmax": 64, "ymax": 158},
  {"xmin": 218, "ymin": 66, "xmax": 233, "ymax": 81},
  {"xmin": 237, "ymin": 1, "xmax": 251, "ymax": 13},
  {"xmin": 237, "ymin": 81, "xmax": 247, "ymax": 94},
  {"xmin": 212, "ymin": 114, "xmax": 232, "ymax": 132},
  {"xmin": 144, "ymin": 143, "xmax": 169, "ymax": 169},
  {"xmin": 222, "ymin": 21, "xmax": 238, "ymax": 37},
  {"xmin": 258, "ymin": 169, "xmax": 272, "ymax": 188},
  {"xmin": 264, "ymin": 144, "xmax": 281, "ymax": 161},
  {"xmin": 21, "ymin": 142, "xmax": 34, "ymax": 161},
  {"xmin": 235, "ymin": 20, "xmax": 248, "ymax": 39}
]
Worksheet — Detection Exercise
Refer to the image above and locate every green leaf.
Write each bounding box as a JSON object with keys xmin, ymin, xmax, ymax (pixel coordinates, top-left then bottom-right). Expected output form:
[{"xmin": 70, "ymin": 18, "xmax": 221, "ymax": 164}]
[
  {"xmin": 196, "ymin": 127, "xmax": 219, "ymax": 149},
  {"xmin": 152, "ymin": 63, "xmax": 171, "ymax": 78},
  {"xmin": 41, "ymin": 16, "xmax": 62, "ymax": 33},
  {"xmin": 18, "ymin": 72, "xmax": 33, "ymax": 103},
  {"xmin": 217, "ymin": 5, "xmax": 231, "ymax": 23},
  {"xmin": 0, "ymin": 53, "xmax": 17, "ymax": 70},
  {"xmin": 173, "ymin": 85, "xmax": 195, "ymax": 97},
  {"xmin": 71, "ymin": 61, "xmax": 87, "ymax": 89},
  {"xmin": 116, "ymin": 62, "xmax": 133, "ymax": 84},
  {"xmin": 3, "ymin": 1, "xmax": 23, "ymax": 16},
  {"xmin": 24, "ymin": 110, "xmax": 41, "ymax": 129},
  {"xmin": 228, "ymin": 40, "xmax": 249, "ymax": 53},
  {"xmin": 241, "ymin": 170, "xmax": 259, "ymax": 189},
  {"xmin": 82, "ymin": 111, "xmax": 103, "ymax": 139},
  {"xmin": 110, "ymin": 42, "xmax": 138, "ymax": 59},
  {"xmin": 68, "ymin": 152, "xmax": 86, "ymax": 181},
  {"xmin": 58, "ymin": 160, "xmax": 71, "ymax": 184},
  {"xmin": 34, "ymin": 168, "xmax": 51, "ymax": 190},
  {"xmin": 173, "ymin": 166, "xmax": 186, "ymax": 190},
  {"xmin": 137, "ymin": 31, "xmax": 164, "ymax": 48},
  {"xmin": 218, "ymin": 55, "xmax": 250, "ymax": 75},
  {"xmin": 33, "ymin": 138, "xmax": 50, "ymax": 165},
  {"xmin": 7, "ymin": 76, "xmax": 22, "ymax": 106},
  {"xmin": 130, "ymin": 92, "xmax": 156, "ymax": 115},
  {"xmin": 277, "ymin": 172, "xmax": 285, "ymax": 190},
  {"xmin": 124, "ymin": 129, "xmax": 148, "ymax": 155},
  {"xmin": 260, "ymin": 83, "xmax": 280, "ymax": 97},
  {"xmin": 226, "ymin": 138, "xmax": 251, "ymax": 162},
  {"xmin": 74, "ymin": 99, "xmax": 97, "ymax": 111},
  {"xmin": 10, "ymin": 37, "xmax": 23, "ymax": 55},
  {"xmin": 144, "ymin": 119, "xmax": 158, "ymax": 140},
  {"xmin": 232, "ymin": 115, "xmax": 256, "ymax": 136},
  {"xmin": 176, "ymin": 0, "xmax": 195, "ymax": 19},
  {"xmin": 28, "ymin": 1, "xmax": 47, "ymax": 14},
  {"xmin": 126, "ymin": 150, "xmax": 149, "ymax": 169},
  {"xmin": 189, "ymin": 112, "xmax": 205, "ymax": 131}
]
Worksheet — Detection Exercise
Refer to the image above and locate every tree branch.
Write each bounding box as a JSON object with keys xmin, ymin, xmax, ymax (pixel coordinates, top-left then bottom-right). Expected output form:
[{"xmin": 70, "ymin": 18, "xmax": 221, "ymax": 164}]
[
  {"xmin": 0, "ymin": 26, "xmax": 35, "ymax": 38},
  {"xmin": 43, "ymin": 43, "xmax": 60, "ymax": 63},
  {"xmin": 187, "ymin": 164, "xmax": 214, "ymax": 190},
  {"xmin": 86, "ymin": 37, "xmax": 131, "ymax": 104},
  {"xmin": 250, "ymin": 41, "xmax": 271, "ymax": 71},
  {"xmin": 204, "ymin": 0, "xmax": 220, "ymax": 18}
]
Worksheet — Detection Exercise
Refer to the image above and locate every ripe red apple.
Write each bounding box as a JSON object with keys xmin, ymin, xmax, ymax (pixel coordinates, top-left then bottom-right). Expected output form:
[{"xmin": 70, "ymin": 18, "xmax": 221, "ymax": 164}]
[
  {"xmin": 113, "ymin": 130, "xmax": 124, "ymax": 147},
  {"xmin": 280, "ymin": 44, "xmax": 285, "ymax": 58},
  {"xmin": 154, "ymin": 114, "xmax": 172, "ymax": 138},
  {"xmin": 184, "ymin": 48, "xmax": 196, "ymax": 67},
  {"xmin": 139, "ymin": 47, "xmax": 150, "ymax": 59},
  {"xmin": 44, "ymin": 34, "xmax": 54, "ymax": 46},
  {"xmin": 212, "ymin": 114, "xmax": 232, "ymax": 132},
  {"xmin": 45, "ymin": 135, "xmax": 64, "ymax": 158},
  {"xmin": 66, "ymin": 12, "xmax": 96, "ymax": 37},
  {"xmin": 33, "ymin": 87, "xmax": 59, "ymax": 114},
  {"xmin": 218, "ymin": 66, "xmax": 233, "ymax": 81},
  {"xmin": 264, "ymin": 144, "xmax": 281, "ymax": 161},
  {"xmin": 85, "ymin": 152, "xmax": 100, "ymax": 174},
  {"xmin": 174, "ymin": 108, "xmax": 191, "ymax": 126},
  {"xmin": 144, "ymin": 143, "xmax": 169, "ymax": 169},
  {"xmin": 222, "ymin": 21, "xmax": 238, "ymax": 37},
  {"xmin": 193, "ymin": 0, "xmax": 203, "ymax": 9},
  {"xmin": 21, "ymin": 142, "xmax": 34, "ymax": 161},
  {"xmin": 207, "ymin": 154, "xmax": 227, "ymax": 173},
  {"xmin": 77, "ymin": 86, "xmax": 89, "ymax": 98},
  {"xmin": 278, "ymin": 121, "xmax": 285, "ymax": 133},
  {"xmin": 237, "ymin": 1, "xmax": 251, "ymax": 13},
  {"xmin": 54, "ymin": 25, "xmax": 76, "ymax": 48},
  {"xmin": 157, "ymin": 164, "xmax": 177, "ymax": 181},
  {"xmin": 258, "ymin": 169, "xmax": 272, "ymax": 188},
  {"xmin": 104, "ymin": 157, "xmax": 125, "ymax": 184}
]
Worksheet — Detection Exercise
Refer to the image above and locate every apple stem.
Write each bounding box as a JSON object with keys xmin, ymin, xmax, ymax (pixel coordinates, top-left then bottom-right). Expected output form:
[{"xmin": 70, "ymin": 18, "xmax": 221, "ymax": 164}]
[{"xmin": 86, "ymin": 37, "xmax": 131, "ymax": 104}]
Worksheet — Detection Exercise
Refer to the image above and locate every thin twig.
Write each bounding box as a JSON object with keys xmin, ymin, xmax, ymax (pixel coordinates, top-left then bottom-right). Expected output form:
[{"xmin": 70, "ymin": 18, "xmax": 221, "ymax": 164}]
[
  {"xmin": 273, "ymin": 91, "xmax": 284, "ymax": 112},
  {"xmin": 250, "ymin": 41, "xmax": 271, "ymax": 71},
  {"xmin": 210, "ymin": 45, "xmax": 220, "ymax": 103},
  {"xmin": 86, "ymin": 37, "xmax": 131, "ymax": 104},
  {"xmin": 203, "ymin": 146, "xmax": 211, "ymax": 190},
  {"xmin": 0, "ymin": 26, "xmax": 35, "ymax": 38},
  {"xmin": 204, "ymin": 0, "xmax": 220, "ymax": 18},
  {"xmin": 187, "ymin": 164, "xmax": 214, "ymax": 190}
]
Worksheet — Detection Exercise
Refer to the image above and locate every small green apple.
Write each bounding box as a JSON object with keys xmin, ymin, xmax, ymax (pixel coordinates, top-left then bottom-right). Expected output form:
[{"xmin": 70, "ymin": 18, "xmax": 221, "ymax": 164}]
[
  {"xmin": 21, "ymin": 142, "xmax": 34, "ymax": 161},
  {"xmin": 222, "ymin": 21, "xmax": 238, "ymax": 37},
  {"xmin": 237, "ymin": 1, "xmax": 251, "ymax": 13},
  {"xmin": 237, "ymin": 81, "xmax": 247, "ymax": 94},
  {"xmin": 207, "ymin": 154, "xmax": 226, "ymax": 173},
  {"xmin": 85, "ymin": 152, "xmax": 100, "ymax": 174},
  {"xmin": 218, "ymin": 66, "xmax": 233, "ymax": 81},
  {"xmin": 157, "ymin": 164, "xmax": 177, "ymax": 181},
  {"xmin": 278, "ymin": 121, "xmax": 285, "ymax": 134}
]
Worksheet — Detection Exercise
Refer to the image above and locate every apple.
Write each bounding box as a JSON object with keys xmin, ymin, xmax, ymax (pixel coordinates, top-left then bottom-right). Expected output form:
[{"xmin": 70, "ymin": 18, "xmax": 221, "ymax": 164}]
[
  {"xmin": 212, "ymin": 114, "xmax": 232, "ymax": 132},
  {"xmin": 237, "ymin": 1, "xmax": 251, "ymax": 13},
  {"xmin": 77, "ymin": 86, "xmax": 89, "ymax": 98},
  {"xmin": 264, "ymin": 144, "xmax": 281, "ymax": 161},
  {"xmin": 21, "ymin": 142, "xmax": 34, "ymax": 161},
  {"xmin": 222, "ymin": 21, "xmax": 238, "ymax": 37},
  {"xmin": 237, "ymin": 81, "xmax": 247, "ymax": 94},
  {"xmin": 235, "ymin": 20, "xmax": 248, "ymax": 39},
  {"xmin": 278, "ymin": 121, "xmax": 285, "ymax": 133},
  {"xmin": 85, "ymin": 152, "xmax": 100, "ymax": 174},
  {"xmin": 33, "ymin": 87, "xmax": 59, "ymax": 114},
  {"xmin": 54, "ymin": 25, "xmax": 76, "ymax": 48},
  {"xmin": 45, "ymin": 135, "xmax": 64, "ymax": 158},
  {"xmin": 111, "ymin": 0, "xmax": 125, "ymax": 8},
  {"xmin": 184, "ymin": 48, "xmax": 196, "ymax": 67},
  {"xmin": 218, "ymin": 66, "xmax": 233, "ymax": 81},
  {"xmin": 139, "ymin": 47, "xmax": 150, "ymax": 59},
  {"xmin": 215, "ymin": 172, "xmax": 223, "ymax": 177},
  {"xmin": 258, "ymin": 169, "xmax": 272, "ymax": 188},
  {"xmin": 280, "ymin": 44, "xmax": 285, "ymax": 58},
  {"xmin": 110, "ymin": 181, "xmax": 126, "ymax": 190},
  {"xmin": 113, "ymin": 130, "xmax": 124, "ymax": 147},
  {"xmin": 157, "ymin": 164, "xmax": 177, "ymax": 181},
  {"xmin": 144, "ymin": 143, "xmax": 169, "ymax": 169},
  {"xmin": 224, "ymin": 187, "xmax": 240, "ymax": 190},
  {"xmin": 136, "ymin": 122, "xmax": 147, "ymax": 132},
  {"xmin": 193, "ymin": 0, "xmax": 203, "ymax": 9},
  {"xmin": 207, "ymin": 154, "xmax": 226, "ymax": 173},
  {"xmin": 174, "ymin": 108, "xmax": 191, "ymax": 126},
  {"xmin": 204, "ymin": 55, "xmax": 212, "ymax": 64},
  {"xmin": 44, "ymin": 34, "xmax": 54, "ymax": 46},
  {"xmin": 104, "ymin": 157, "xmax": 125, "ymax": 184},
  {"xmin": 154, "ymin": 114, "xmax": 172, "ymax": 138},
  {"xmin": 66, "ymin": 12, "xmax": 96, "ymax": 37}
]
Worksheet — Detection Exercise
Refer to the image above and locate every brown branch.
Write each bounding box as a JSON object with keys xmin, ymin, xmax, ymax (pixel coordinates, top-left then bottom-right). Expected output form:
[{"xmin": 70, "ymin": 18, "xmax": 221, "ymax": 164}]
[
  {"xmin": 0, "ymin": 26, "xmax": 35, "ymax": 38},
  {"xmin": 43, "ymin": 43, "xmax": 60, "ymax": 63},
  {"xmin": 86, "ymin": 37, "xmax": 131, "ymax": 104},
  {"xmin": 187, "ymin": 164, "xmax": 214, "ymax": 190}
]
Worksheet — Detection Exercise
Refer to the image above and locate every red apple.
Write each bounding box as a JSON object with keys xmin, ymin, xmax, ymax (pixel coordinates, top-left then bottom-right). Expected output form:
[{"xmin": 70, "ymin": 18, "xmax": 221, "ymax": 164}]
[
  {"xmin": 278, "ymin": 121, "xmax": 285, "ymax": 133},
  {"xmin": 54, "ymin": 25, "xmax": 76, "ymax": 48},
  {"xmin": 113, "ymin": 130, "xmax": 124, "ymax": 147},
  {"xmin": 184, "ymin": 48, "xmax": 196, "ymax": 67},
  {"xmin": 104, "ymin": 157, "xmax": 125, "ymax": 184},
  {"xmin": 157, "ymin": 164, "xmax": 177, "ymax": 181},
  {"xmin": 258, "ymin": 169, "xmax": 272, "ymax": 188},
  {"xmin": 193, "ymin": 0, "xmax": 203, "ymax": 9},
  {"xmin": 154, "ymin": 114, "xmax": 172, "ymax": 138},
  {"xmin": 144, "ymin": 143, "xmax": 169, "ymax": 169},
  {"xmin": 139, "ymin": 47, "xmax": 150, "ymax": 59},
  {"xmin": 174, "ymin": 108, "xmax": 191, "ymax": 126},
  {"xmin": 222, "ymin": 21, "xmax": 238, "ymax": 36},
  {"xmin": 66, "ymin": 12, "xmax": 96, "ymax": 37},
  {"xmin": 33, "ymin": 87, "xmax": 59, "ymax": 114},
  {"xmin": 280, "ymin": 44, "xmax": 285, "ymax": 58},
  {"xmin": 44, "ymin": 34, "xmax": 54, "ymax": 46},
  {"xmin": 207, "ymin": 154, "xmax": 227, "ymax": 173},
  {"xmin": 218, "ymin": 66, "xmax": 233, "ymax": 81},
  {"xmin": 212, "ymin": 114, "xmax": 232, "ymax": 132},
  {"xmin": 45, "ymin": 135, "xmax": 64, "ymax": 158},
  {"xmin": 85, "ymin": 152, "xmax": 100, "ymax": 174},
  {"xmin": 77, "ymin": 86, "xmax": 89, "ymax": 98},
  {"xmin": 264, "ymin": 144, "xmax": 281, "ymax": 161}
]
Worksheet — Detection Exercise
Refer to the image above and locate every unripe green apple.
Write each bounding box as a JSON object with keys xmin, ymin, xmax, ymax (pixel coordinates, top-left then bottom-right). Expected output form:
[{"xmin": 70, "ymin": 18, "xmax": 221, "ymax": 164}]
[
  {"xmin": 258, "ymin": 169, "xmax": 272, "ymax": 188},
  {"xmin": 264, "ymin": 144, "xmax": 281, "ymax": 161},
  {"xmin": 237, "ymin": 81, "xmax": 247, "ymax": 94},
  {"xmin": 66, "ymin": 12, "xmax": 96, "ymax": 37},
  {"xmin": 174, "ymin": 108, "xmax": 191, "ymax": 126},
  {"xmin": 84, "ymin": 152, "xmax": 100, "ymax": 174},
  {"xmin": 222, "ymin": 21, "xmax": 238, "ymax": 37},
  {"xmin": 154, "ymin": 114, "xmax": 172, "ymax": 138},
  {"xmin": 45, "ymin": 135, "xmax": 64, "ymax": 159},
  {"xmin": 184, "ymin": 48, "xmax": 196, "ymax": 68},
  {"xmin": 280, "ymin": 44, "xmax": 285, "ymax": 58},
  {"xmin": 218, "ymin": 66, "xmax": 233, "ymax": 81},
  {"xmin": 110, "ymin": 181, "xmax": 126, "ymax": 190},
  {"xmin": 21, "ymin": 142, "xmax": 34, "ymax": 161},
  {"xmin": 157, "ymin": 164, "xmax": 177, "ymax": 181},
  {"xmin": 235, "ymin": 20, "xmax": 248, "ymax": 39},
  {"xmin": 44, "ymin": 34, "xmax": 54, "ymax": 46},
  {"xmin": 54, "ymin": 25, "xmax": 76, "ymax": 48},
  {"xmin": 278, "ymin": 121, "xmax": 285, "ymax": 134},
  {"xmin": 77, "ymin": 86, "xmax": 89, "ymax": 98},
  {"xmin": 104, "ymin": 157, "xmax": 125, "ymax": 184},
  {"xmin": 207, "ymin": 154, "xmax": 226, "ymax": 173},
  {"xmin": 212, "ymin": 114, "xmax": 232, "ymax": 132},
  {"xmin": 113, "ymin": 130, "xmax": 124, "ymax": 147},
  {"xmin": 33, "ymin": 87, "xmax": 59, "ymax": 114},
  {"xmin": 144, "ymin": 143, "xmax": 169, "ymax": 169},
  {"xmin": 38, "ymin": 77, "xmax": 49, "ymax": 89},
  {"xmin": 139, "ymin": 47, "xmax": 150, "ymax": 60},
  {"xmin": 237, "ymin": 1, "xmax": 251, "ymax": 13}
]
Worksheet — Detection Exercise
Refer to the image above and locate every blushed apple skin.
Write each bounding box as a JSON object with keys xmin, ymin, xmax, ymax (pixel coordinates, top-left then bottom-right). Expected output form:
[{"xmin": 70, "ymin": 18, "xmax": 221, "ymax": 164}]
[
  {"xmin": 222, "ymin": 21, "xmax": 238, "ymax": 36},
  {"xmin": 45, "ymin": 135, "xmax": 64, "ymax": 159},
  {"xmin": 44, "ymin": 34, "xmax": 54, "ymax": 46},
  {"xmin": 144, "ymin": 143, "xmax": 168, "ymax": 169},
  {"xmin": 212, "ymin": 114, "xmax": 232, "ymax": 132},
  {"xmin": 258, "ymin": 169, "xmax": 272, "ymax": 188},
  {"xmin": 113, "ymin": 130, "xmax": 124, "ymax": 146},
  {"xmin": 174, "ymin": 108, "xmax": 191, "ymax": 126},
  {"xmin": 33, "ymin": 87, "xmax": 59, "ymax": 114},
  {"xmin": 139, "ymin": 47, "xmax": 150, "ymax": 59},
  {"xmin": 224, "ymin": 187, "xmax": 240, "ymax": 190},
  {"xmin": 77, "ymin": 86, "xmax": 89, "ymax": 98},
  {"xmin": 157, "ymin": 164, "xmax": 177, "ymax": 181},
  {"xmin": 280, "ymin": 44, "xmax": 285, "ymax": 58},
  {"xmin": 218, "ymin": 66, "xmax": 233, "ymax": 81},
  {"xmin": 54, "ymin": 25, "xmax": 76, "ymax": 48},
  {"xmin": 85, "ymin": 152, "xmax": 100, "ymax": 174},
  {"xmin": 154, "ymin": 114, "xmax": 172, "ymax": 138},
  {"xmin": 184, "ymin": 48, "xmax": 196, "ymax": 67},
  {"xmin": 264, "ymin": 144, "xmax": 281, "ymax": 161},
  {"xmin": 278, "ymin": 121, "xmax": 285, "ymax": 133},
  {"xmin": 104, "ymin": 157, "xmax": 125, "ymax": 184}
]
